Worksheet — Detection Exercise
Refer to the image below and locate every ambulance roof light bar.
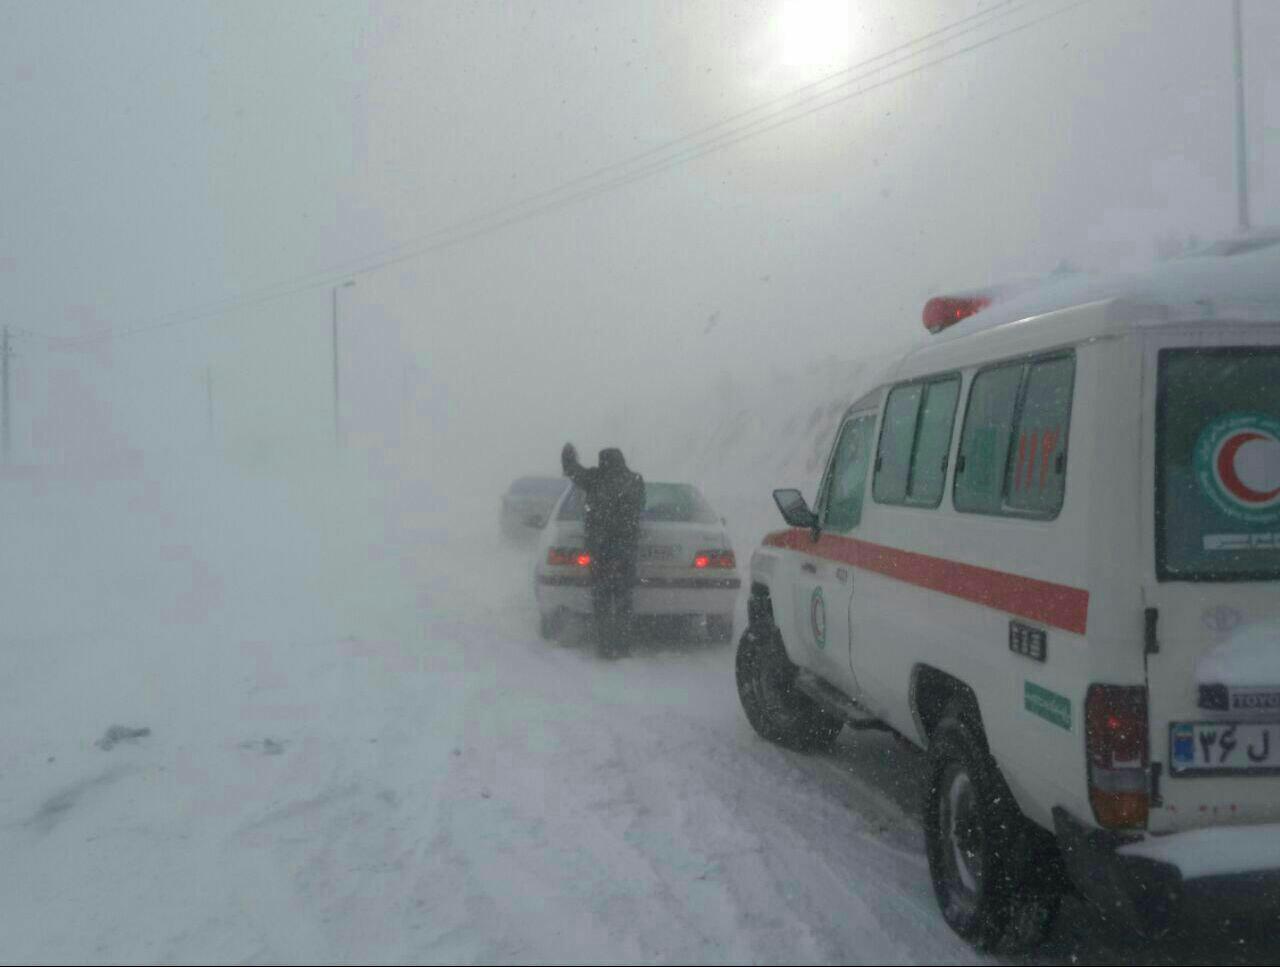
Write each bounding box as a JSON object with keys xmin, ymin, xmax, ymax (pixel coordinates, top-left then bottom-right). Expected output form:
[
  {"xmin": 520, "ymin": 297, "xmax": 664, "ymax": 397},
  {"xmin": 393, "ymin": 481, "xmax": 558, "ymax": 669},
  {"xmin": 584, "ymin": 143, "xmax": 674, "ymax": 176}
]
[{"xmin": 922, "ymin": 294, "xmax": 992, "ymax": 334}]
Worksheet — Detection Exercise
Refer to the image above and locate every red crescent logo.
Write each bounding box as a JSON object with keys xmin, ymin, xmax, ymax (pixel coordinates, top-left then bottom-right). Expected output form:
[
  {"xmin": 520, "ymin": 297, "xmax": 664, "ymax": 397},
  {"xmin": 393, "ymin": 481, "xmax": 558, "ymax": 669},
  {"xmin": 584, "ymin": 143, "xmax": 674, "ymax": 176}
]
[{"xmin": 1216, "ymin": 431, "xmax": 1280, "ymax": 505}]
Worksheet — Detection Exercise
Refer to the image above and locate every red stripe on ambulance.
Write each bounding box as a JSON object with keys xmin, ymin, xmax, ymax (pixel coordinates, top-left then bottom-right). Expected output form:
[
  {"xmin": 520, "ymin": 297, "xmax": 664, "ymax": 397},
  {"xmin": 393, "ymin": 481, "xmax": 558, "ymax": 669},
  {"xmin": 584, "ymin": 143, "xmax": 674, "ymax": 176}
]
[{"xmin": 763, "ymin": 528, "xmax": 1089, "ymax": 635}]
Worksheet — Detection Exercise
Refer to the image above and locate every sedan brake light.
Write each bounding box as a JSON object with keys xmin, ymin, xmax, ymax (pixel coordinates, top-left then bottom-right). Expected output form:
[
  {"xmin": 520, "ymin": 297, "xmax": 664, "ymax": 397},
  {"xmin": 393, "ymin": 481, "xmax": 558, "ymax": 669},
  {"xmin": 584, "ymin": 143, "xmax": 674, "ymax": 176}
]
[
  {"xmin": 693, "ymin": 550, "xmax": 735, "ymax": 569},
  {"xmin": 547, "ymin": 547, "xmax": 590, "ymax": 568}
]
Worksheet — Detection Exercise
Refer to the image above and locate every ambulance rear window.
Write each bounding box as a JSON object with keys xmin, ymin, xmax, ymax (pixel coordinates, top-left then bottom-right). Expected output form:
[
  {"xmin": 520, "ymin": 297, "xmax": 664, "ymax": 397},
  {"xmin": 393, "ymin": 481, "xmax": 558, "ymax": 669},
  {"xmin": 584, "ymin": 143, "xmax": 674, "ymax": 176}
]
[{"xmin": 1156, "ymin": 348, "xmax": 1280, "ymax": 582}]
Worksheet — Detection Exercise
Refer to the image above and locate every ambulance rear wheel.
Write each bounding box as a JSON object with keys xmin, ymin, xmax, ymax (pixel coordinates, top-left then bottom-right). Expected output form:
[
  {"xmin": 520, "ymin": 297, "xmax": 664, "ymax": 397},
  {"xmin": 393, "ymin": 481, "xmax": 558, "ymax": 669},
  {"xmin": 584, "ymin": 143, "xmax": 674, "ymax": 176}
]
[
  {"xmin": 735, "ymin": 623, "xmax": 841, "ymax": 752},
  {"xmin": 924, "ymin": 701, "xmax": 1062, "ymax": 951}
]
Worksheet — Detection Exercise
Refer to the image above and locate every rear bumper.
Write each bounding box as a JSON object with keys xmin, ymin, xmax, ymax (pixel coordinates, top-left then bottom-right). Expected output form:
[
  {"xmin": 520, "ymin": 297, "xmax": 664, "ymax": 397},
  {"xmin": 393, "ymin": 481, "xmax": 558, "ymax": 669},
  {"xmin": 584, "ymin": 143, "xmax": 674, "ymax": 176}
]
[
  {"xmin": 1054, "ymin": 807, "xmax": 1280, "ymax": 932},
  {"xmin": 535, "ymin": 572, "xmax": 740, "ymax": 617}
]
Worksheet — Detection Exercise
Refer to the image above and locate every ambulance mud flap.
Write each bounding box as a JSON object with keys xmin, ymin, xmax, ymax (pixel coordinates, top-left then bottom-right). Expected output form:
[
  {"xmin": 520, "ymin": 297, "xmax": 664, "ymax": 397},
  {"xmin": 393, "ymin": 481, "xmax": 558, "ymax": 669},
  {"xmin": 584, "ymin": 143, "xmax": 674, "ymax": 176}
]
[{"xmin": 1052, "ymin": 807, "xmax": 1182, "ymax": 934}]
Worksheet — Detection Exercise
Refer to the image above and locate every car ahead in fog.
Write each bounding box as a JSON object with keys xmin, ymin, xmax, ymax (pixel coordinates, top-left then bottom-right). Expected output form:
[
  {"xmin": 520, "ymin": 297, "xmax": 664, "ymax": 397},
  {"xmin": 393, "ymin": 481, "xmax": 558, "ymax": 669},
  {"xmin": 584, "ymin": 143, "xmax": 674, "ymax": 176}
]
[
  {"xmin": 500, "ymin": 476, "xmax": 569, "ymax": 538},
  {"xmin": 534, "ymin": 481, "xmax": 740, "ymax": 642},
  {"xmin": 735, "ymin": 239, "xmax": 1280, "ymax": 951}
]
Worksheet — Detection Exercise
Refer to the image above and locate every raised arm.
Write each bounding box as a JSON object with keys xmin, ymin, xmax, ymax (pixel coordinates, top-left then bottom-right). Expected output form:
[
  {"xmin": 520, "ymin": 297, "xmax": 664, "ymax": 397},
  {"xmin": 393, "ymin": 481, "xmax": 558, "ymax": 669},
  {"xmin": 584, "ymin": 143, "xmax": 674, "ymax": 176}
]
[{"xmin": 561, "ymin": 442, "xmax": 592, "ymax": 489}]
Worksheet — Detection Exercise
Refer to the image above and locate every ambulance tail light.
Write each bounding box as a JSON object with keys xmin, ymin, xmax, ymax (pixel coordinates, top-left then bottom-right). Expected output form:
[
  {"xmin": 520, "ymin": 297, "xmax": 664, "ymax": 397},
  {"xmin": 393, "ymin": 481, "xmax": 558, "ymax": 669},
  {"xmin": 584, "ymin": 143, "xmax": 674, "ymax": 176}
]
[
  {"xmin": 923, "ymin": 295, "xmax": 991, "ymax": 334},
  {"xmin": 1085, "ymin": 684, "xmax": 1150, "ymax": 830}
]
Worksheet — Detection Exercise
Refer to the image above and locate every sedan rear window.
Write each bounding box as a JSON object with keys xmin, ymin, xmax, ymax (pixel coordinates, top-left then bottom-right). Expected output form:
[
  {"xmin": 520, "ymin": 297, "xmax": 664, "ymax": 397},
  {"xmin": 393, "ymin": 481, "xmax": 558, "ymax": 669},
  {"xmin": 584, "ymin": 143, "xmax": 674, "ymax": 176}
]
[
  {"xmin": 642, "ymin": 483, "xmax": 719, "ymax": 523},
  {"xmin": 558, "ymin": 483, "xmax": 718, "ymax": 524}
]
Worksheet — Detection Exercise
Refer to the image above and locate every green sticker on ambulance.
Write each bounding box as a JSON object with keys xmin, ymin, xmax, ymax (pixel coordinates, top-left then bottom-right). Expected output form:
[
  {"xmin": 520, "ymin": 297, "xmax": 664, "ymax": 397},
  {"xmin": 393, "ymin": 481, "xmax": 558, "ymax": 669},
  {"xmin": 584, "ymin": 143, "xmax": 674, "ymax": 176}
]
[{"xmin": 1024, "ymin": 681, "xmax": 1071, "ymax": 731}]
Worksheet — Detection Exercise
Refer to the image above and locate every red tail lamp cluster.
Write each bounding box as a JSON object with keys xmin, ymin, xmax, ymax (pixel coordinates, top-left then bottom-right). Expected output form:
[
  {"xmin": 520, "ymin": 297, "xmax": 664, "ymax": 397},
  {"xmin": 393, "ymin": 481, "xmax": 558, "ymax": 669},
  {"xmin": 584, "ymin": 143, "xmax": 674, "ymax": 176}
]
[{"xmin": 547, "ymin": 548, "xmax": 591, "ymax": 568}]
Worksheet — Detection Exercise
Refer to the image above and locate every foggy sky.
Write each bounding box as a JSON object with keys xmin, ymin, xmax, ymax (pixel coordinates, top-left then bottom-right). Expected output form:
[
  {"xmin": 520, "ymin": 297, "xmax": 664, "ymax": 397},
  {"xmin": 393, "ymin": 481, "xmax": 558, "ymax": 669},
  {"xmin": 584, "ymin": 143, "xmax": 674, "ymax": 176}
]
[{"xmin": 2, "ymin": 0, "xmax": 1277, "ymax": 485}]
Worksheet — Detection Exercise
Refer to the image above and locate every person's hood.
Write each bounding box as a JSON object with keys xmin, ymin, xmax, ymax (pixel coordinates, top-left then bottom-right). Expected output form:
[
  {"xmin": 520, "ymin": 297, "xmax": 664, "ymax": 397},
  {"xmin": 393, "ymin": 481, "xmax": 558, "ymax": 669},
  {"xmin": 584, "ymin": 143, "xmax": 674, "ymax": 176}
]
[{"xmin": 598, "ymin": 448, "xmax": 627, "ymax": 473}]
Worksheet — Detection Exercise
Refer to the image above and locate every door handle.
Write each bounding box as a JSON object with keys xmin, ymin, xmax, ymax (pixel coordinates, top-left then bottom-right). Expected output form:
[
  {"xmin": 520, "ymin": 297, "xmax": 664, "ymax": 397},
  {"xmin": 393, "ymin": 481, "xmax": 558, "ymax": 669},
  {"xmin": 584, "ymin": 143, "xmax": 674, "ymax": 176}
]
[{"xmin": 801, "ymin": 562, "xmax": 818, "ymax": 574}]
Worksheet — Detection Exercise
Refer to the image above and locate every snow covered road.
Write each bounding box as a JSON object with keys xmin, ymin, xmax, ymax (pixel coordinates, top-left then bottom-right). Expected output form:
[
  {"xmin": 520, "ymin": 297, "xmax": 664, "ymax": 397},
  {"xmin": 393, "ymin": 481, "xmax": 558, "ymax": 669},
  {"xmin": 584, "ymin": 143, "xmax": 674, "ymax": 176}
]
[{"xmin": 3, "ymin": 466, "xmax": 1280, "ymax": 964}]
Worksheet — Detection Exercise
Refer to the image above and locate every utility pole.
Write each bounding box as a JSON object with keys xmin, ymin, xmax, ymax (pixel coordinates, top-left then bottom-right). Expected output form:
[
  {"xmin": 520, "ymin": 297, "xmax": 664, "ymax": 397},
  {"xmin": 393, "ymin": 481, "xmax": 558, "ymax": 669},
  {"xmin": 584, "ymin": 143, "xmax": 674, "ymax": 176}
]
[
  {"xmin": 1, "ymin": 327, "xmax": 11, "ymax": 466},
  {"xmin": 1233, "ymin": 0, "xmax": 1250, "ymax": 232},
  {"xmin": 332, "ymin": 280, "xmax": 356, "ymax": 447}
]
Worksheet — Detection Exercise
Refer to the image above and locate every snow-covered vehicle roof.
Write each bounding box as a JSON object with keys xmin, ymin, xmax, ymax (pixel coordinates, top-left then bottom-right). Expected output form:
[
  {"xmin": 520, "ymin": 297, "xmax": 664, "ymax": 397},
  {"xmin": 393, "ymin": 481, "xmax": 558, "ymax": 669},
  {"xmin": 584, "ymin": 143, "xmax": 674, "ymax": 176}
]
[{"xmin": 881, "ymin": 231, "xmax": 1280, "ymax": 386}]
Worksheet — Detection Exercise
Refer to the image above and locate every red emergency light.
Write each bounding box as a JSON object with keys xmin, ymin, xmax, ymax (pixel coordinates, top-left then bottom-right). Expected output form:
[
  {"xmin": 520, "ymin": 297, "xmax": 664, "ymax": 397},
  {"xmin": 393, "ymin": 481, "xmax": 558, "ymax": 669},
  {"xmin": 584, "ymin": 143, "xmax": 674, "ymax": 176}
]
[{"xmin": 922, "ymin": 295, "xmax": 991, "ymax": 334}]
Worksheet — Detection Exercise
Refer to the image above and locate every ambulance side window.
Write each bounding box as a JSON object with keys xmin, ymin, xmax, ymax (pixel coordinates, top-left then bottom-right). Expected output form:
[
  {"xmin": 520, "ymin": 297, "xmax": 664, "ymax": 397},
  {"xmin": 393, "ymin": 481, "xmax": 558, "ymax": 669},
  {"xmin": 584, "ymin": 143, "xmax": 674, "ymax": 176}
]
[
  {"xmin": 906, "ymin": 376, "xmax": 961, "ymax": 506},
  {"xmin": 954, "ymin": 352, "xmax": 1075, "ymax": 518},
  {"xmin": 1004, "ymin": 355, "xmax": 1074, "ymax": 516},
  {"xmin": 874, "ymin": 374, "xmax": 959, "ymax": 507},
  {"xmin": 954, "ymin": 362, "xmax": 1023, "ymax": 514},
  {"xmin": 823, "ymin": 414, "xmax": 875, "ymax": 532},
  {"xmin": 873, "ymin": 384, "xmax": 922, "ymax": 504}
]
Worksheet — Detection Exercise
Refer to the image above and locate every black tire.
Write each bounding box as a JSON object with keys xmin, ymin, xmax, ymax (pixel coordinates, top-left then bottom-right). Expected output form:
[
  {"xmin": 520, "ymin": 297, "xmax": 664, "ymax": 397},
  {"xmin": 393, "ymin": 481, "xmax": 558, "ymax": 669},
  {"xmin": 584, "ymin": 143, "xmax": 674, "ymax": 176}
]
[
  {"xmin": 706, "ymin": 615, "xmax": 734, "ymax": 644},
  {"xmin": 924, "ymin": 701, "xmax": 1063, "ymax": 952},
  {"xmin": 735, "ymin": 622, "xmax": 842, "ymax": 752},
  {"xmin": 538, "ymin": 610, "xmax": 563, "ymax": 641}
]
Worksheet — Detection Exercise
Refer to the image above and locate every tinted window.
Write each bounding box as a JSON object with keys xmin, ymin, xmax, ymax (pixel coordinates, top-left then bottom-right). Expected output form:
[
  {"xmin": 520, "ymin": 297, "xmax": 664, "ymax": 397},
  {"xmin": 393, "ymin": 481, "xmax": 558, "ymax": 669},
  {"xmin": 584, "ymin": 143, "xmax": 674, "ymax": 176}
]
[
  {"xmin": 906, "ymin": 377, "xmax": 960, "ymax": 506},
  {"xmin": 1005, "ymin": 356, "xmax": 1074, "ymax": 516},
  {"xmin": 642, "ymin": 483, "xmax": 719, "ymax": 523},
  {"xmin": 1158, "ymin": 349, "xmax": 1280, "ymax": 581},
  {"xmin": 557, "ymin": 486, "xmax": 584, "ymax": 520},
  {"xmin": 558, "ymin": 482, "xmax": 718, "ymax": 524},
  {"xmin": 823, "ymin": 414, "xmax": 875, "ymax": 532},
  {"xmin": 955, "ymin": 354, "xmax": 1075, "ymax": 518},
  {"xmin": 872, "ymin": 383, "xmax": 922, "ymax": 503},
  {"xmin": 954, "ymin": 363, "xmax": 1023, "ymax": 514}
]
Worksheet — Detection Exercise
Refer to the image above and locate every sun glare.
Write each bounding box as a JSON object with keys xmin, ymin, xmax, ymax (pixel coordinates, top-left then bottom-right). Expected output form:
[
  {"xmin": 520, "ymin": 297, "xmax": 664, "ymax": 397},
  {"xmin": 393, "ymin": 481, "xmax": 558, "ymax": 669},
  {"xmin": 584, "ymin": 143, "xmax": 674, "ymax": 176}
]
[{"xmin": 778, "ymin": 0, "xmax": 851, "ymax": 69}]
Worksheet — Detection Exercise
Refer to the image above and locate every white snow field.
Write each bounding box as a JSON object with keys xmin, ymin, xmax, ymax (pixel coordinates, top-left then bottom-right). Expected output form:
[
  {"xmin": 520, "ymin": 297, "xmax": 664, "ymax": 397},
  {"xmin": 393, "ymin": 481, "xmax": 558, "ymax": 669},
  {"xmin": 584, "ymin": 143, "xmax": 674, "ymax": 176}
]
[{"xmin": 3, "ymin": 449, "xmax": 1280, "ymax": 966}]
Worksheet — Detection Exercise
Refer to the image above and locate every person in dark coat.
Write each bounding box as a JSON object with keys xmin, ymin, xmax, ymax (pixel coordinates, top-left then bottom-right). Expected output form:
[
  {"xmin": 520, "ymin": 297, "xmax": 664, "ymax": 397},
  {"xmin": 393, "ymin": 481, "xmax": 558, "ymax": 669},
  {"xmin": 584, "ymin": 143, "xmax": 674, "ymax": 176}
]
[{"xmin": 561, "ymin": 442, "xmax": 645, "ymax": 655}]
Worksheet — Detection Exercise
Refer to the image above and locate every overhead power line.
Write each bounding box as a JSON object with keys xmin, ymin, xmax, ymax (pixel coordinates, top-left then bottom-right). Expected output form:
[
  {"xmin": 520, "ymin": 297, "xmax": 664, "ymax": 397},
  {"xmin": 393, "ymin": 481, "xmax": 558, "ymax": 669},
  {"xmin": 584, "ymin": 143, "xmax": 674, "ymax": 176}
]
[
  {"xmin": 52, "ymin": 1, "xmax": 1031, "ymax": 348},
  {"xmin": 52, "ymin": 0, "xmax": 1092, "ymax": 349}
]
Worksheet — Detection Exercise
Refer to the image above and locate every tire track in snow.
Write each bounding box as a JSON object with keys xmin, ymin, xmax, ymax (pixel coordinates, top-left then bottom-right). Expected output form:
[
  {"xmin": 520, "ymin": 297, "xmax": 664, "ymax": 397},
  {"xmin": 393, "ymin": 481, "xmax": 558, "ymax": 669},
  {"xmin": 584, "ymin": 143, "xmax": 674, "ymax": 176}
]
[
  {"xmin": 580, "ymin": 681, "xmax": 983, "ymax": 965},
  {"xmin": 409, "ymin": 545, "xmax": 982, "ymax": 964}
]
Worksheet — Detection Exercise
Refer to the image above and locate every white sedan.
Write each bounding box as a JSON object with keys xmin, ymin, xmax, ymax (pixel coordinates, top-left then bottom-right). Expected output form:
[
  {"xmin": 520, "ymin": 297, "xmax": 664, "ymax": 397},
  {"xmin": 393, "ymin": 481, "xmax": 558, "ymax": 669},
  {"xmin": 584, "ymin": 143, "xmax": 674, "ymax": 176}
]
[
  {"xmin": 500, "ymin": 475, "xmax": 569, "ymax": 539},
  {"xmin": 533, "ymin": 481, "xmax": 741, "ymax": 642}
]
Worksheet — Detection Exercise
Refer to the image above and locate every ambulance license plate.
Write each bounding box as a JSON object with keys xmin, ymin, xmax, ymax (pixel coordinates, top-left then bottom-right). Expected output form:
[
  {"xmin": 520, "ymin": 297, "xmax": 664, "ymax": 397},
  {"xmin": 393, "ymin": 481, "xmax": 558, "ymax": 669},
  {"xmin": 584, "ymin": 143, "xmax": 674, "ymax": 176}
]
[{"xmin": 1169, "ymin": 721, "xmax": 1280, "ymax": 774}]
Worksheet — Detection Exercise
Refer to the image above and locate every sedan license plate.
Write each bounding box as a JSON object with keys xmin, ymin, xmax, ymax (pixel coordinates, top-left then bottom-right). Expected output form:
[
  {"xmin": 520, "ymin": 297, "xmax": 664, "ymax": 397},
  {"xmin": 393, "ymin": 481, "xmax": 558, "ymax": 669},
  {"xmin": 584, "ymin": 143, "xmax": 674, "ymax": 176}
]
[
  {"xmin": 638, "ymin": 544, "xmax": 677, "ymax": 562},
  {"xmin": 1170, "ymin": 721, "xmax": 1280, "ymax": 775}
]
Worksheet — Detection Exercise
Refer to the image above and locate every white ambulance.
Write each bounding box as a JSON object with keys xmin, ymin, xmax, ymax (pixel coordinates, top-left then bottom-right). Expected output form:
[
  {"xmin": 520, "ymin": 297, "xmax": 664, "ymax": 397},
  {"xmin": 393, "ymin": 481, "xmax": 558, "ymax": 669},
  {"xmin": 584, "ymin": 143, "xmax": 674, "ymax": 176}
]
[{"xmin": 735, "ymin": 237, "xmax": 1280, "ymax": 950}]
